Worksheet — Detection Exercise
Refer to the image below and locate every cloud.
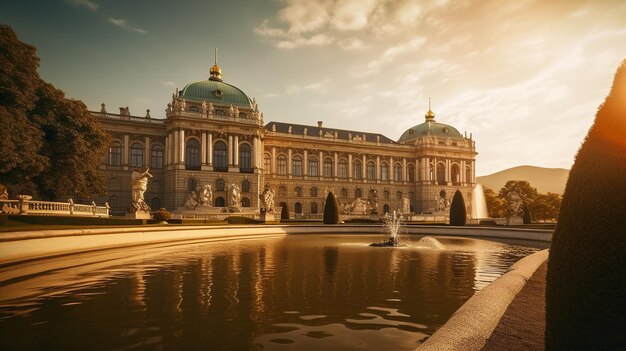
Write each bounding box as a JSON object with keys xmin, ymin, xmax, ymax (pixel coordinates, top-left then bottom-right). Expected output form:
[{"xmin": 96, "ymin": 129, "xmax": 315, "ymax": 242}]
[
  {"xmin": 286, "ymin": 79, "xmax": 332, "ymax": 95},
  {"xmin": 276, "ymin": 34, "xmax": 334, "ymax": 49},
  {"xmin": 330, "ymin": 0, "xmax": 378, "ymax": 31},
  {"xmin": 338, "ymin": 38, "xmax": 367, "ymax": 50},
  {"xmin": 67, "ymin": 0, "xmax": 98, "ymax": 11},
  {"xmin": 108, "ymin": 18, "xmax": 147, "ymax": 34},
  {"xmin": 358, "ymin": 37, "xmax": 427, "ymax": 76},
  {"xmin": 160, "ymin": 81, "xmax": 176, "ymax": 87}
]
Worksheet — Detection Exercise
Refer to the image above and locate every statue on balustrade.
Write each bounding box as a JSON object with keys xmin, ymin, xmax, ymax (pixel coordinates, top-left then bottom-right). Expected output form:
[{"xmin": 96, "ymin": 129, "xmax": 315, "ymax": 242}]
[
  {"xmin": 184, "ymin": 184, "xmax": 213, "ymax": 210},
  {"xmin": 128, "ymin": 166, "xmax": 152, "ymax": 213},
  {"xmin": 228, "ymin": 184, "xmax": 242, "ymax": 212},
  {"xmin": 259, "ymin": 184, "xmax": 275, "ymax": 214}
]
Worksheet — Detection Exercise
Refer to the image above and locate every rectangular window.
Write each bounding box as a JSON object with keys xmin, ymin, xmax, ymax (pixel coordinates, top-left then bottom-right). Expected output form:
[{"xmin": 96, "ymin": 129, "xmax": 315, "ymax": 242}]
[
  {"xmin": 323, "ymin": 161, "xmax": 332, "ymax": 178},
  {"xmin": 151, "ymin": 149, "xmax": 163, "ymax": 169},
  {"xmin": 309, "ymin": 160, "xmax": 318, "ymax": 177},
  {"xmin": 338, "ymin": 162, "xmax": 347, "ymax": 178}
]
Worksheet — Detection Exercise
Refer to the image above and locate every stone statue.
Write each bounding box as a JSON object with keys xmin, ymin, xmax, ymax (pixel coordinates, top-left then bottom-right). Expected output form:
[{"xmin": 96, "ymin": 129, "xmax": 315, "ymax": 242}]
[
  {"xmin": 131, "ymin": 166, "xmax": 152, "ymax": 204},
  {"xmin": 202, "ymin": 100, "xmax": 207, "ymax": 114},
  {"xmin": 0, "ymin": 184, "xmax": 8, "ymax": 200},
  {"xmin": 401, "ymin": 197, "xmax": 411, "ymax": 214},
  {"xmin": 184, "ymin": 184, "xmax": 213, "ymax": 210},
  {"xmin": 506, "ymin": 191, "xmax": 524, "ymax": 217},
  {"xmin": 208, "ymin": 102, "xmax": 214, "ymax": 114},
  {"xmin": 234, "ymin": 106, "xmax": 239, "ymax": 117},
  {"xmin": 228, "ymin": 184, "xmax": 242, "ymax": 212},
  {"xmin": 180, "ymin": 99, "xmax": 186, "ymax": 111},
  {"xmin": 259, "ymin": 184, "xmax": 275, "ymax": 214},
  {"xmin": 229, "ymin": 104, "xmax": 235, "ymax": 117}
]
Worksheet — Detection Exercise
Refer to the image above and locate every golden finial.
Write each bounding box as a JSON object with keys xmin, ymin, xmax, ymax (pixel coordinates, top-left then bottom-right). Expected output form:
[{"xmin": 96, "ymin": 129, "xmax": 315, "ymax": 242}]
[
  {"xmin": 209, "ymin": 48, "xmax": 223, "ymax": 81},
  {"xmin": 425, "ymin": 97, "xmax": 435, "ymax": 120}
]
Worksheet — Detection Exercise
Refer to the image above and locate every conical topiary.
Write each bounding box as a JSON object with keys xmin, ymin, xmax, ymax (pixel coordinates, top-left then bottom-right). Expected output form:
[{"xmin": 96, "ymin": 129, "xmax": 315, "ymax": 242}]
[
  {"xmin": 449, "ymin": 190, "xmax": 466, "ymax": 226},
  {"xmin": 323, "ymin": 191, "xmax": 340, "ymax": 224},
  {"xmin": 522, "ymin": 205, "xmax": 532, "ymax": 224},
  {"xmin": 280, "ymin": 203, "xmax": 289, "ymax": 220},
  {"xmin": 546, "ymin": 60, "xmax": 626, "ymax": 350}
]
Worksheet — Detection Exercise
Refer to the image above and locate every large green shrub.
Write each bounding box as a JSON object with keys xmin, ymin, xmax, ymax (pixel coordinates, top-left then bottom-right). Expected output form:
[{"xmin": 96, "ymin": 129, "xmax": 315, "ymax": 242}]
[
  {"xmin": 152, "ymin": 208, "xmax": 171, "ymax": 222},
  {"xmin": 546, "ymin": 60, "xmax": 626, "ymax": 350},
  {"xmin": 323, "ymin": 191, "xmax": 339, "ymax": 224},
  {"xmin": 522, "ymin": 205, "xmax": 532, "ymax": 224},
  {"xmin": 449, "ymin": 190, "xmax": 466, "ymax": 226},
  {"xmin": 280, "ymin": 204, "xmax": 290, "ymax": 220}
]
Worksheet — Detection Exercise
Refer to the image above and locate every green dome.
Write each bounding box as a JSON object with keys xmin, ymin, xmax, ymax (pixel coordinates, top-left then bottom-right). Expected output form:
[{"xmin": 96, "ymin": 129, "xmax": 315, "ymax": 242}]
[
  {"xmin": 398, "ymin": 120, "xmax": 462, "ymax": 143},
  {"xmin": 179, "ymin": 80, "xmax": 252, "ymax": 108}
]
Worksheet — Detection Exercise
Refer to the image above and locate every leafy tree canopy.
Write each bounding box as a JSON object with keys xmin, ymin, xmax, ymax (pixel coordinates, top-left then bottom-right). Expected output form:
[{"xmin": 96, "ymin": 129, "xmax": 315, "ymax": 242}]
[
  {"xmin": 0, "ymin": 25, "xmax": 110, "ymax": 200},
  {"xmin": 497, "ymin": 180, "xmax": 539, "ymax": 202}
]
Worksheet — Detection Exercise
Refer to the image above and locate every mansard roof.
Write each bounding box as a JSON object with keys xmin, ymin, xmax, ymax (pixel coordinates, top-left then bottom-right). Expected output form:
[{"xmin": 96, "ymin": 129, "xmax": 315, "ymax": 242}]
[{"xmin": 265, "ymin": 121, "xmax": 396, "ymax": 144}]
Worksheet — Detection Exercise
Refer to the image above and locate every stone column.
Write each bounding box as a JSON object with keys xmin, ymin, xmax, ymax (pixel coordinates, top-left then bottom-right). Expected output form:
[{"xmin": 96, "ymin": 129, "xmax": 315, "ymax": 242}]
[
  {"xmin": 123, "ymin": 134, "xmax": 129, "ymax": 166},
  {"xmin": 201, "ymin": 132, "xmax": 207, "ymax": 165},
  {"xmin": 376, "ymin": 156, "xmax": 380, "ymax": 181},
  {"xmin": 362, "ymin": 154, "xmax": 366, "ymax": 182},
  {"xmin": 144, "ymin": 136, "xmax": 150, "ymax": 167},
  {"xmin": 208, "ymin": 134, "xmax": 213, "ymax": 165},
  {"xmin": 164, "ymin": 135, "xmax": 169, "ymax": 166},
  {"xmin": 348, "ymin": 154, "xmax": 353, "ymax": 181},
  {"xmin": 446, "ymin": 159, "xmax": 451, "ymax": 183},
  {"xmin": 173, "ymin": 131, "xmax": 179, "ymax": 164},
  {"xmin": 403, "ymin": 158, "xmax": 407, "ymax": 183},
  {"xmin": 234, "ymin": 135, "xmax": 239, "ymax": 166},
  {"xmin": 252, "ymin": 137, "xmax": 258, "ymax": 168},
  {"xmin": 390, "ymin": 157, "xmax": 394, "ymax": 182},
  {"xmin": 416, "ymin": 157, "xmax": 420, "ymax": 181},
  {"xmin": 334, "ymin": 152, "xmax": 338, "ymax": 179},
  {"xmin": 303, "ymin": 150, "xmax": 308, "ymax": 176},
  {"xmin": 461, "ymin": 160, "xmax": 466, "ymax": 183},
  {"xmin": 228, "ymin": 135, "xmax": 233, "ymax": 166},
  {"xmin": 471, "ymin": 160, "xmax": 475, "ymax": 183},
  {"xmin": 179, "ymin": 130, "xmax": 185, "ymax": 164},
  {"xmin": 319, "ymin": 151, "xmax": 324, "ymax": 178},
  {"xmin": 271, "ymin": 147, "xmax": 276, "ymax": 174},
  {"xmin": 287, "ymin": 148, "xmax": 292, "ymax": 176}
]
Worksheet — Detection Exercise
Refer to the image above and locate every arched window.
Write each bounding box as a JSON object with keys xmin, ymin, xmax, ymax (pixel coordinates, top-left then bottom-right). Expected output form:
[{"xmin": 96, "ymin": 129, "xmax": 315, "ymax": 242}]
[
  {"xmin": 451, "ymin": 164, "xmax": 460, "ymax": 184},
  {"xmin": 383, "ymin": 204, "xmax": 390, "ymax": 213},
  {"xmin": 215, "ymin": 178, "xmax": 225, "ymax": 192},
  {"xmin": 323, "ymin": 158, "xmax": 333, "ymax": 178},
  {"xmin": 186, "ymin": 139, "xmax": 200, "ymax": 170},
  {"xmin": 109, "ymin": 177, "xmax": 121, "ymax": 191},
  {"xmin": 292, "ymin": 155, "xmax": 302, "ymax": 176},
  {"xmin": 308, "ymin": 157, "xmax": 319, "ymax": 177},
  {"xmin": 278, "ymin": 186, "xmax": 287, "ymax": 197},
  {"xmin": 187, "ymin": 177, "xmax": 198, "ymax": 192},
  {"xmin": 384, "ymin": 190, "xmax": 390, "ymax": 199},
  {"xmin": 340, "ymin": 188, "xmax": 348, "ymax": 198},
  {"xmin": 295, "ymin": 186, "xmax": 302, "ymax": 197},
  {"xmin": 264, "ymin": 153, "xmax": 272, "ymax": 172},
  {"xmin": 366, "ymin": 161, "xmax": 376, "ymax": 180},
  {"xmin": 130, "ymin": 142, "xmax": 144, "ymax": 167},
  {"xmin": 109, "ymin": 142, "xmax": 122, "ymax": 166},
  {"xmin": 437, "ymin": 162, "xmax": 446, "ymax": 185},
  {"xmin": 213, "ymin": 141, "xmax": 228, "ymax": 172},
  {"xmin": 151, "ymin": 144, "xmax": 163, "ymax": 169},
  {"xmin": 277, "ymin": 155, "xmax": 287, "ymax": 175},
  {"xmin": 381, "ymin": 162, "xmax": 389, "ymax": 181},
  {"xmin": 338, "ymin": 159, "xmax": 348, "ymax": 178},
  {"xmin": 355, "ymin": 188, "xmax": 362, "ymax": 198},
  {"xmin": 241, "ymin": 197, "xmax": 250, "ymax": 207},
  {"xmin": 466, "ymin": 165, "xmax": 472, "ymax": 184},
  {"xmin": 241, "ymin": 179, "xmax": 250, "ymax": 192},
  {"xmin": 108, "ymin": 195, "xmax": 118, "ymax": 210},
  {"xmin": 393, "ymin": 163, "xmax": 402, "ymax": 182},
  {"xmin": 239, "ymin": 144, "xmax": 252, "ymax": 172},
  {"xmin": 151, "ymin": 198, "xmax": 161, "ymax": 209},
  {"xmin": 310, "ymin": 187, "xmax": 318, "ymax": 197},
  {"xmin": 295, "ymin": 202, "xmax": 302, "ymax": 214},
  {"xmin": 353, "ymin": 160, "xmax": 362, "ymax": 180},
  {"xmin": 396, "ymin": 190, "xmax": 403, "ymax": 199},
  {"xmin": 311, "ymin": 202, "xmax": 318, "ymax": 214},
  {"xmin": 408, "ymin": 164, "xmax": 415, "ymax": 182},
  {"xmin": 215, "ymin": 197, "xmax": 225, "ymax": 207}
]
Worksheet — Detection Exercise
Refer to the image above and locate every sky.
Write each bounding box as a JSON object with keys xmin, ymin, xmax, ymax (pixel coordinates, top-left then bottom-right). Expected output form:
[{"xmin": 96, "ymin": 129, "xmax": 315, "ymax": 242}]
[{"xmin": 2, "ymin": 0, "xmax": 625, "ymax": 176}]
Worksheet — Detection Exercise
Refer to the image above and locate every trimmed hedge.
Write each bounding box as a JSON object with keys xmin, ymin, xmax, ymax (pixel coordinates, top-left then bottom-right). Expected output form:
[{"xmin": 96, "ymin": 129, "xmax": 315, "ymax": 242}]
[
  {"xmin": 280, "ymin": 205, "xmax": 290, "ymax": 220},
  {"xmin": 323, "ymin": 191, "xmax": 340, "ymax": 224},
  {"xmin": 226, "ymin": 216, "xmax": 261, "ymax": 225},
  {"xmin": 7, "ymin": 215, "xmax": 155, "ymax": 226},
  {"xmin": 449, "ymin": 190, "xmax": 466, "ymax": 226},
  {"xmin": 546, "ymin": 60, "xmax": 626, "ymax": 350}
]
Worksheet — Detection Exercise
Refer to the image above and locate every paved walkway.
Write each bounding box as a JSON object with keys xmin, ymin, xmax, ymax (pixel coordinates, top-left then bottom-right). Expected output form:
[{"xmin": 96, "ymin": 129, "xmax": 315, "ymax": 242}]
[{"xmin": 481, "ymin": 261, "xmax": 547, "ymax": 351}]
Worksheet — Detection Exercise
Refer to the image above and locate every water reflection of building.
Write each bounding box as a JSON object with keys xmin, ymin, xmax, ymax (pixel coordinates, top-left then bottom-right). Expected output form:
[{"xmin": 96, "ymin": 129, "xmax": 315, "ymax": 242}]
[{"xmin": 94, "ymin": 58, "xmax": 477, "ymax": 216}]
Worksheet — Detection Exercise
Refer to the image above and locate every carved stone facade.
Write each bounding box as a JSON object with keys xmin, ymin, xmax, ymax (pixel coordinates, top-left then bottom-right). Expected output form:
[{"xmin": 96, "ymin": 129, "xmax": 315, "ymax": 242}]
[{"xmin": 94, "ymin": 64, "xmax": 477, "ymax": 217}]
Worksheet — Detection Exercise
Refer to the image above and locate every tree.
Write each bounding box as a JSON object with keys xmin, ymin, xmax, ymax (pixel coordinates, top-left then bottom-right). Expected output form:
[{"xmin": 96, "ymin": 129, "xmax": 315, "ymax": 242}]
[
  {"xmin": 546, "ymin": 60, "xmax": 626, "ymax": 350},
  {"xmin": 528, "ymin": 193, "xmax": 562, "ymax": 222},
  {"xmin": 497, "ymin": 180, "xmax": 538, "ymax": 203},
  {"xmin": 280, "ymin": 203, "xmax": 290, "ymax": 220},
  {"xmin": 449, "ymin": 190, "xmax": 466, "ymax": 225},
  {"xmin": 0, "ymin": 26, "xmax": 110, "ymax": 199},
  {"xmin": 483, "ymin": 186, "xmax": 506, "ymax": 218},
  {"xmin": 323, "ymin": 191, "xmax": 340, "ymax": 224}
]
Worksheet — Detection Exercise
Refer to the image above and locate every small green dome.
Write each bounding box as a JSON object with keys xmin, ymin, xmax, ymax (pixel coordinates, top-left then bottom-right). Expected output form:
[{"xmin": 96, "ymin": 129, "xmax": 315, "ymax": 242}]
[
  {"xmin": 398, "ymin": 120, "xmax": 462, "ymax": 143},
  {"xmin": 179, "ymin": 80, "xmax": 252, "ymax": 108}
]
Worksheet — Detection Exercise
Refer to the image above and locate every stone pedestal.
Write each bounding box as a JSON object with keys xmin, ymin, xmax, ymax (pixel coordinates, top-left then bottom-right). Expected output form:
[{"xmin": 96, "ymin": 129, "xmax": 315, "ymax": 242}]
[
  {"xmin": 506, "ymin": 216, "xmax": 523, "ymax": 225},
  {"xmin": 126, "ymin": 210, "xmax": 151, "ymax": 219},
  {"xmin": 260, "ymin": 209, "xmax": 280, "ymax": 223}
]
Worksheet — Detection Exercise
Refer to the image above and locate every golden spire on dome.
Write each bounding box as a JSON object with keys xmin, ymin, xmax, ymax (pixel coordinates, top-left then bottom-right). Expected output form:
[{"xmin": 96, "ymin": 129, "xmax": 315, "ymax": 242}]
[
  {"xmin": 425, "ymin": 97, "xmax": 435, "ymax": 120},
  {"xmin": 209, "ymin": 48, "xmax": 223, "ymax": 81}
]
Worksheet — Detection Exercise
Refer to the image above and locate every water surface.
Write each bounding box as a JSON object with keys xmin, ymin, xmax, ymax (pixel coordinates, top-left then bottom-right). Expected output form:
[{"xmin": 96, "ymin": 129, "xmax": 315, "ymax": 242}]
[{"xmin": 0, "ymin": 234, "xmax": 544, "ymax": 350}]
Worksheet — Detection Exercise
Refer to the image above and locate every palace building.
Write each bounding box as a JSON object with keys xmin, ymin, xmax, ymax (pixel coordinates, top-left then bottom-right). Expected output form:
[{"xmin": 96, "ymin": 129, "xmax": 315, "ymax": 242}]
[{"xmin": 94, "ymin": 60, "xmax": 477, "ymax": 217}]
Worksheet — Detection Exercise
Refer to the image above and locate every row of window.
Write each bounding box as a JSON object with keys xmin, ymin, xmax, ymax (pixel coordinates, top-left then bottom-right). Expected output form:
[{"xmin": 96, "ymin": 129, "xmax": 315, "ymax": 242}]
[
  {"xmin": 108, "ymin": 140, "xmax": 253, "ymax": 172},
  {"xmin": 187, "ymin": 177, "xmax": 251, "ymax": 193},
  {"xmin": 275, "ymin": 186, "xmax": 414, "ymax": 200},
  {"xmin": 265, "ymin": 155, "xmax": 415, "ymax": 181},
  {"xmin": 280, "ymin": 202, "xmax": 398, "ymax": 215}
]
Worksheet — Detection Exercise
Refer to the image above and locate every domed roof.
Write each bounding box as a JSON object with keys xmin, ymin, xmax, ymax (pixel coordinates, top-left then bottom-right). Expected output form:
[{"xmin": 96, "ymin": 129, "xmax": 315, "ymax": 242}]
[
  {"xmin": 398, "ymin": 107, "xmax": 462, "ymax": 143},
  {"xmin": 179, "ymin": 79, "xmax": 252, "ymax": 108}
]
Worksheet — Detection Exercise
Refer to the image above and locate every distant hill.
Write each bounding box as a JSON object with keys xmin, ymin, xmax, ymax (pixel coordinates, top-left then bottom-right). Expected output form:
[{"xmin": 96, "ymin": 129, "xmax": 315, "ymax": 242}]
[{"xmin": 477, "ymin": 165, "xmax": 569, "ymax": 194}]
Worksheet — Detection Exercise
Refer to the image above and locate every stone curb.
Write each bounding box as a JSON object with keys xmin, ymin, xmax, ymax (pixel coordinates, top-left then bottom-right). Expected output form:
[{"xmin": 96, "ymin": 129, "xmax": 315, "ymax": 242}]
[{"xmin": 417, "ymin": 249, "xmax": 549, "ymax": 351}]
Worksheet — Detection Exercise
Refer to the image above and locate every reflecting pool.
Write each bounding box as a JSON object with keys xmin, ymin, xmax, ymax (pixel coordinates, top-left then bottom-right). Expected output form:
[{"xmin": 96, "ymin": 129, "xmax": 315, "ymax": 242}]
[{"xmin": 0, "ymin": 234, "xmax": 546, "ymax": 350}]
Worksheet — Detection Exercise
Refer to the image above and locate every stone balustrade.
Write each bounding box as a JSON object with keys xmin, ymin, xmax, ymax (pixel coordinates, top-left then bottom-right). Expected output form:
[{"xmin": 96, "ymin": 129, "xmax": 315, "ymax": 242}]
[{"xmin": 0, "ymin": 197, "xmax": 109, "ymax": 217}]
